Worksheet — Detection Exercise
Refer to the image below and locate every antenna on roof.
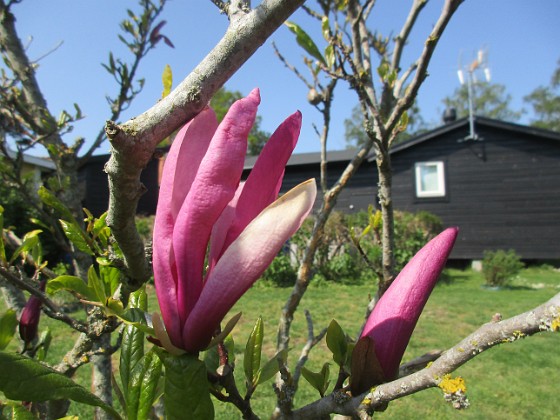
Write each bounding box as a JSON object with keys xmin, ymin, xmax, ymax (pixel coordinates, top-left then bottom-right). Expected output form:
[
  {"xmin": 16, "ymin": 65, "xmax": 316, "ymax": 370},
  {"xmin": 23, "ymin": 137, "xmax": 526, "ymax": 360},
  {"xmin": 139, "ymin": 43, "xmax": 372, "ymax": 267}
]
[{"xmin": 457, "ymin": 48, "xmax": 490, "ymax": 142}]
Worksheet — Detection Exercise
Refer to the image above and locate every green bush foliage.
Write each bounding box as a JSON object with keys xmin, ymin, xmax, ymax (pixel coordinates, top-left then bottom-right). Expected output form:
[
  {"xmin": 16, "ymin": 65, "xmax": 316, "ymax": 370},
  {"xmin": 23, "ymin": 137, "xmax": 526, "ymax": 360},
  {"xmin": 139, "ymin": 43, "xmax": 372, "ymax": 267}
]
[
  {"xmin": 482, "ymin": 249, "xmax": 524, "ymax": 287},
  {"xmin": 263, "ymin": 209, "xmax": 443, "ymax": 286},
  {"xmin": 261, "ymin": 253, "xmax": 297, "ymax": 287}
]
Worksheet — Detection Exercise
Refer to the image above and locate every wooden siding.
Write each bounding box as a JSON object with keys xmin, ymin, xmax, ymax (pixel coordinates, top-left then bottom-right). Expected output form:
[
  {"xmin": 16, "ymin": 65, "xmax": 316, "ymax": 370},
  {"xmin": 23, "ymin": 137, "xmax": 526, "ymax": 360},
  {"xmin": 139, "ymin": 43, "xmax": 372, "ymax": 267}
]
[{"xmin": 80, "ymin": 155, "xmax": 161, "ymax": 217}]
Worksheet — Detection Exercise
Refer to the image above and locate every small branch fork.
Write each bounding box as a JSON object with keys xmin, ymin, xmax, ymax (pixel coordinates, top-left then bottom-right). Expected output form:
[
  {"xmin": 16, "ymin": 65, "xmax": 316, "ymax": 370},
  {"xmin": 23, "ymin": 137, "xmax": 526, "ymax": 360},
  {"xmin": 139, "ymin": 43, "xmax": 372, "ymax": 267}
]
[{"xmin": 288, "ymin": 292, "xmax": 560, "ymax": 419}]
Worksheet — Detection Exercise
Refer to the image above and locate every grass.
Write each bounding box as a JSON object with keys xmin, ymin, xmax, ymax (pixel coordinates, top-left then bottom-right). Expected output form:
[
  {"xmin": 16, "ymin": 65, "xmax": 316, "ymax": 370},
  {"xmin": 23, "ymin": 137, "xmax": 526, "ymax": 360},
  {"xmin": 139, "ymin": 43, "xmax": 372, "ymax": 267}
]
[{"xmin": 2, "ymin": 266, "xmax": 559, "ymax": 419}]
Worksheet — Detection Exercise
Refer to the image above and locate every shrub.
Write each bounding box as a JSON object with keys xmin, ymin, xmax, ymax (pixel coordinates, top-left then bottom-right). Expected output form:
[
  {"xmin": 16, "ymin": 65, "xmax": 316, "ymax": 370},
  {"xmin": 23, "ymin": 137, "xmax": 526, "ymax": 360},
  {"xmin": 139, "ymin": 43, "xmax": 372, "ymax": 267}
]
[
  {"xmin": 482, "ymin": 249, "xmax": 524, "ymax": 287},
  {"xmin": 278, "ymin": 208, "xmax": 443, "ymax": 286},
  {"xmin": 260, "ymin": 252, "xmax": 297, "ymax": 287}
]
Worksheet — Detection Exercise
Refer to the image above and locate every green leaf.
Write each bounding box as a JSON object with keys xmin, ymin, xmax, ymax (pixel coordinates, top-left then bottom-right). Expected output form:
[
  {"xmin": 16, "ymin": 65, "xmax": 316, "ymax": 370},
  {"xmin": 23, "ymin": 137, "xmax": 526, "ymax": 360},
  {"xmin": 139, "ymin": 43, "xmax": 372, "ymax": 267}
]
[
  {"xmin": 92, "ymin": 212, "xmax": 108, "ymax": 236},
  {"xmin": 121, "ymin": 288, "xmax": 147, "ymax": 396},
  {"xmin": 35, "ymin": 328, "xmax": 52, "ymax": 362},
  {"xmin": 0, "ymin": 310, "xmax": 17, "ymax": 350},
  {"xmin": 326, "ymin": 319, "xmax": 348, "ymax": 366},
  {"xmin": 0, "ymin": 351, "xmax": 122, "ymax": 419},
  {"xmin": 47, "ymin": 275, "xmax": 96, "ymax": 301},
  {"xmin": 88, "ymin": 266, "xmax": 106, "ymax": 303},
  {"xmin": 206, "ymin": 312, "xmax": 242, "ymax": 349},
  {"xmin": 2, "ymin": 403, "xmax": 38, "ymax": 420},
  {"xmin": 285, "ymin": 21, "xmax": 326, "ymax": 66},
  {"xmin": 244, "ymin": 316, "xmax": 263, "ymax": 390},
  {"xmin": 321, "ymin": 16, "xmax": 330, "ymax": 40},
  {"xmin": 29, "ymin": 218, "xmax": 53, "ymax": 232},
  {"xmin": 59, "ymin": 220, "xmax": 94, "ymax": 256},
  {"xmin": 257, "ymin": 348, "xmax": 288, "ymax": 386},
  {"xmin": 126, "ymin": 350, "xmax": 162, "ymax": 420},
  {"xmin": 118, "ymin": 308, "xmax": 154, "ymax": 336},
  {"xmin": 99, "ymin": 265, "xmax": 121, "ymax": 297},
  {"xmin": 37, "ymin": 186, "xmax": 75, "ymax": 222},
  {"xmin": 9, "ymin": 230, "xmax": 42, "ymax": 264},
  {"xmin": 324, "ymin": 44, "xmax": 335, "ymax": 69},
  {"xmin": 161, "ymin": 64, "xmax": 173, "ymax": 98},
  {"xmin": 156, "ymin": 350, "xmax": 214, "ymax": 420},
  {"xmin": 301, "ymin": 362, "xmax": 330, "ymax": 397}
]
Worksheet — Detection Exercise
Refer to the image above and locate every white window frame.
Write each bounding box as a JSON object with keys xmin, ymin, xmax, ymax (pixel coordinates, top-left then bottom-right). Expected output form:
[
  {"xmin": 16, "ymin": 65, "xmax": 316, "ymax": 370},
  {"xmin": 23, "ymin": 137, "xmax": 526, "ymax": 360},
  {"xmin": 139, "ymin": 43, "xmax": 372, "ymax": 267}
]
[{"xmin": 415, "ymin": 161, "xmax": 446, "ymax": 198}]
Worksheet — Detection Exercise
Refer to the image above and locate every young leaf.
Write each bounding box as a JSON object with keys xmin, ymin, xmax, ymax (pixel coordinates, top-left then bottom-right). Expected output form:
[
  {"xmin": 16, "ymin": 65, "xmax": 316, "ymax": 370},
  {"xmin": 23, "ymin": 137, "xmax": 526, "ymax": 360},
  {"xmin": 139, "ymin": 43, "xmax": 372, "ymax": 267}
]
[
  {"xmin": 118, "ymin": 308, "xmax": 155, "ymax": 336},
  {"xmin": 257, "ymin": 348, "xmax": 288, "ymax": 386},
  {"xmin": 88, "ymin": 266, "xmax": 107, "ymax": 303},
  {"xmin": 37, "ymin": 186, "xmax": 75, "ymax": 223},
  {"xmin": 321, "ymin": 16, "xmax": 330, "ymax": 40},
  {"xmin": 206, "ymin": 312, "xmax": 242, "ymax": 349},
  {"xmin": 47, "ymin": 275, "xmax": 97, "ymax": 301},
  {"xmin": 0, "ymin": 309, "xmax": 17, "ymax": 350},
  {"xmin": 92, "ymin": 212, "xmax": 108, "ymax": 236},
  {"xmin": 126, "ymin": 350, "xmax": 163, "ymax": 420},
  {"xmin": 285, "ymin": 21, "xmax": 327, "ymax": 66},
  {"xmin": 301, "ymin": 362, "xmax": 330, "ymax": 397},
  {"xmin": 100, "ymin": 265, "xmax": 121, "ymax": 297},
  {"xmin": 59, "ymin": 220, "xmax": 94, "ymax": 256},
  {"xmin": 121, "ymin": 288, "xmax": 147, "ymax": 396},
  {"xmin": 326, "ymin": 319, "xmax": 348, "ymax": 366},
  {"xmin": 9, "ymin": 230, "xmax": 42, "ymax": 264},
  {"xmin": 2, "ymin": 403, "xmax": 37, "ymax": 420},
  {"xmin": 162, "ymin": 64, "xmax": 173, "ymax": 98},
  {"xmin": 244, "ymin": 316, "xmax": 263, "ymax": 389},
  {"xmin": 156, "ymin": 350, "xmax": 214, "ymax": 420},
  {"xmin": 35, "ymin": 328, "xmax": 52, "ymax": 362},
  {"xmin": 324, "ymin": 44, "xmax": 335, "ymax": 69},
  {"xmin": 0, "ymin": 351, "xmax": 122, "ymax": 419}
]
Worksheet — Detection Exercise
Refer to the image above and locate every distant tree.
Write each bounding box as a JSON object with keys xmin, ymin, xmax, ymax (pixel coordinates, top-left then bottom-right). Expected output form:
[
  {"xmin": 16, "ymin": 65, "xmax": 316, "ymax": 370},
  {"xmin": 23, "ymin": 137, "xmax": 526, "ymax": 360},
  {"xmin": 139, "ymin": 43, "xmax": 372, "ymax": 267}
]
[
  {"xmin": 210, "ymin": 87, "xmax": 270, "ymax": 155},
  {"xmin": 344, "ymin": 102, "xmax": 426, "ymax": 148},
  {"xmin": 524, "ymin": 60, "xmax": 560, "ymax": 132},
  {"xmin": 442, "ymin": 81, "xmax": 522, "ymax": 121}
]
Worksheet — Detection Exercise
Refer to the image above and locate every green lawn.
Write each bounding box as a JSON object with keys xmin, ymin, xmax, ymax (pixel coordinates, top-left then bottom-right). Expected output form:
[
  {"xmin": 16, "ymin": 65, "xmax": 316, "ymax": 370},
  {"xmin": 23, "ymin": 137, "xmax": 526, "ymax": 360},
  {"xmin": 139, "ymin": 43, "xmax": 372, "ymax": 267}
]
[{"xmin": 2, "ymin": 267, "xmax": 559, "ymax": 419}]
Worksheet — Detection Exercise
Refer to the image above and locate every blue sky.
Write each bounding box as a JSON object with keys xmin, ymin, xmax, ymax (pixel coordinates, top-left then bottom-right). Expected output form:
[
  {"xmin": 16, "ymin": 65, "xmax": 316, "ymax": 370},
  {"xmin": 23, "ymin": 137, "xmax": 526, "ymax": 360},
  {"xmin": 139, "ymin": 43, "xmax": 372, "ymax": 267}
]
[{"xmin": 9, "ymin": 1, "xmax": 560, "ymax": 155}]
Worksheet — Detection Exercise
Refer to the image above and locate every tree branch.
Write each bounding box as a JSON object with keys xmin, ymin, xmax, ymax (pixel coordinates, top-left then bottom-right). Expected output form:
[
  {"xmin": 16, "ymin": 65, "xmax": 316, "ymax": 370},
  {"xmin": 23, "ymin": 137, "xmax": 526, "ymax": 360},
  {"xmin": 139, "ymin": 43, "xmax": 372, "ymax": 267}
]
[{"xmin": 385, "ymin": 0, "xmax": 464, "ymax": 135}]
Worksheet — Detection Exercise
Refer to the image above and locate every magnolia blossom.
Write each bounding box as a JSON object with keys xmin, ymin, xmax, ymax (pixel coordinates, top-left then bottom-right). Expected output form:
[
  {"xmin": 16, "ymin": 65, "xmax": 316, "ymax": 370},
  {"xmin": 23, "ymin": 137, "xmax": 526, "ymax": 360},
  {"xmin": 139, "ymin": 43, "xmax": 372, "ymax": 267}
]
[
  {"xmin": 19, "ymin": 280, "xmax": 46, "ymax": 346},
  {"xmin": 360, "ymin": 227, "xmax": 459, "ymax": 382},
  {"xmin": 153, "ymin": 89, "xmax": 316, "ymax": 353}
]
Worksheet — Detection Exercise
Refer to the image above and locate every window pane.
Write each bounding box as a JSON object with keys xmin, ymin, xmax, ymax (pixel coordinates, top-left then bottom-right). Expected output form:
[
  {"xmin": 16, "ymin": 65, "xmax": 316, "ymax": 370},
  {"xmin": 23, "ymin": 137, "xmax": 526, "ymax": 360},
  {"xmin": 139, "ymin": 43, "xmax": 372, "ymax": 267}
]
[{"xmin": 420, "ymin": 165, "xmax": 439, "ymax": 192}]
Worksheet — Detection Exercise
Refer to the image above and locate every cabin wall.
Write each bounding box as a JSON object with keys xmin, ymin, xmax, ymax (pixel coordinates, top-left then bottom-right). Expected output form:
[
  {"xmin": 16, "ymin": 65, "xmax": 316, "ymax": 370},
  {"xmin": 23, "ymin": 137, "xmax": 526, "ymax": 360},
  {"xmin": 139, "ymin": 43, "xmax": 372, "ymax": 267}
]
[
  {"xmin": 389, "ymin": 124, "xmax": 560, "ymax": 260},
  {"xmin": 80, "ymin": 156, "xmax": 161, "ymax": 217}
]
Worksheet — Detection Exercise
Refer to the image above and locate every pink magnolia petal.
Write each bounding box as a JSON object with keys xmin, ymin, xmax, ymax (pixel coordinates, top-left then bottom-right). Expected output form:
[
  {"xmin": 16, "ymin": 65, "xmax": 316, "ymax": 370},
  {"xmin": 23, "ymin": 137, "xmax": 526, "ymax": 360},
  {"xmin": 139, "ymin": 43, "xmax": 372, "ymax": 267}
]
[
  {"xmin": 215, "ymin": 111, "xmax": 302, "ymax": 259},
  {"xmin": 153, "ymin": 108, "xmax": 218, "ymax": 346},
  {"xmin": 361, "ymin": 227, "xmax": 459, "ymax": 381},
  {"xmin": 182, "ymin": 179, "xmax": 317, "ymax": 352},
  {"xmin": 173, "ymin": 89, "xmax": 260, "ymax": 325},
  {"xmin": 207, "ymin": 182, "xmax": 244, "ymax": 272}
]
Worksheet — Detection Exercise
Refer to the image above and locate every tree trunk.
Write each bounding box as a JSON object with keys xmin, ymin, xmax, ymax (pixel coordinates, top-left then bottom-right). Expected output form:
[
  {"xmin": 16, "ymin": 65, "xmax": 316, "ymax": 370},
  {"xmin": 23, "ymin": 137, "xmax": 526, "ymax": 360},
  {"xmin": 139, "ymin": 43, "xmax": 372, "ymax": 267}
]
[
  {"xmin": 92, "ymin": 333, "xmax": 114, "ymax": 420},
  {"xmin": 376, "ymin": 146, "xmax": 395, "ymax": 293}
]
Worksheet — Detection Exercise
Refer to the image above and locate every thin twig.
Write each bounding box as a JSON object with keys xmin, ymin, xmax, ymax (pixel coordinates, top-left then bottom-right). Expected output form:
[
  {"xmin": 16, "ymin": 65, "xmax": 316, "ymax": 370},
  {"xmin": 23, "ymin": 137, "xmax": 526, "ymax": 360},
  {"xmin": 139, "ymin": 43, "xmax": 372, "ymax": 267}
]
[{"xmin": 0, "ymin": 266, "xmax": 87, "ymax": 333}]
